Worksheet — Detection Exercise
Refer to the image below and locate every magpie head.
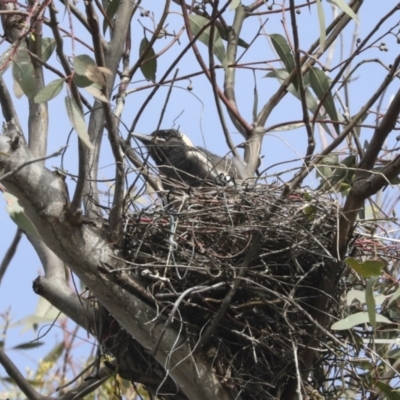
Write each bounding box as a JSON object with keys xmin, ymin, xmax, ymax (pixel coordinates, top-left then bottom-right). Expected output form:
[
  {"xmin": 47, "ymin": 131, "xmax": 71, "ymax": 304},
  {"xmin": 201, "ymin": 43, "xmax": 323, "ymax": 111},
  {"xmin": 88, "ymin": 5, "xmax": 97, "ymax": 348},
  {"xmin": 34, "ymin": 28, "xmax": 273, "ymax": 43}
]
[{"xmin": 131, "ymin": 129, "xmax": 194, "ymax": 164}]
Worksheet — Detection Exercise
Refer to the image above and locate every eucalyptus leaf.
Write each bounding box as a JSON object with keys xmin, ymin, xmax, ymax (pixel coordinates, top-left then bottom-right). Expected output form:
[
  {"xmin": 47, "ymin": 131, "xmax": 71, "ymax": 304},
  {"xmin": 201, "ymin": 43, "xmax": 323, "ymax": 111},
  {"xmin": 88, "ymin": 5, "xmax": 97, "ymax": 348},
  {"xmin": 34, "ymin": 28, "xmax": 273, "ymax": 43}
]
[
  {"xmin": 316, "ymin": 0, "xmax": 326, "ymax": 51},
  {"xmin": 309, "ymin": 67, "xmax": 340, "ymax": 134},
  {"xmin": 189, "ymin": 15, "xmax": 227, "ymax": 70},
  {"xmin": 365, "ymin": 277, "xmax": 378, "ymax": 330},
  {"xmin": 139, "ymin": 38, "xmax": 157, "ymax": 81},
  {"xmin": 3, "ymin": 192, "xmax": 39, "ymax": 238},
  {"xmin": 34, "ymin": 78, "xmax": 64, "ymax": 103},
  {"xmin": 345, "ymin": 257, "xmax": 385, "ymax": 278},
  {"xmin": 270, "ymin": 34, "xmax": 297, "ymax": 89},
  {"xmin": 12, "ymin": 49, "xmax": 35, "ymax": 99},
  {"xmin": 103, "ymin": 0, "xmax": 120, "ymax": 35},
  {"xmin": 376, "ymin": 381, "xmax": 400, "ymax": 400},
  {"xmin": 388, "ymin": 286, "xmax": 400, "ymax": 306},
  {"xmin": 73, "ymin": 74, "xmax": 93, "ymax": 88},
  {"xmin": 331, "ymin": 312, "xmax": 391, "ymax": 330},
  {"xmin": 12, "ymin": 341, "xmax": 45, "ymax": 350},
  {"xmin": 84, "ymin": 85, "xmax": 109, "ymax": 103},
  {"xmin": 266, "ymin": 69, "xmax": 331, "ymax": 135},
  {"xmin": 41, "ymin": 38, "xmax": 56, "ymax": 62},
  {"xmin": 73, "ymin": 55, "xmax": 109, "ymax": 87},
  {"xmin": 326, "ymin": 0, "xmax": 359, "ymax": 24},
  {"xmin": 65, "ymin": 96, "xmax": 94, "ymax": 150}
]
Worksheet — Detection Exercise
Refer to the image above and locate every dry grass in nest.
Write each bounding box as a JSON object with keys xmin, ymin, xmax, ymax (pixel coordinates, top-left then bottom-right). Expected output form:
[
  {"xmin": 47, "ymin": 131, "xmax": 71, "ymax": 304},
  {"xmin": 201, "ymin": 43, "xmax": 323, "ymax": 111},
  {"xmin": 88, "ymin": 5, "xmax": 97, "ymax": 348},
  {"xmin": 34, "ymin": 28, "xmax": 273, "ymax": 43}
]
[{"xmin": 117, "ymin": 183, "xmax": 346, "ymax": 397}]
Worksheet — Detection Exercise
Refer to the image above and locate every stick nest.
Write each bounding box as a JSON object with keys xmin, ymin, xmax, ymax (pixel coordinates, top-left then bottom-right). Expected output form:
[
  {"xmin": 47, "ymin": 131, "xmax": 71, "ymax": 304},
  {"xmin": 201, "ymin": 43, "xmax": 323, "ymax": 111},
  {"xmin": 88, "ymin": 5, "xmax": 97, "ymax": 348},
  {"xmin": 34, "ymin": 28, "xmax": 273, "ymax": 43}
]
[{"xmin": 117, "ymin": 183, "xmax": 347, "ymax": 397}]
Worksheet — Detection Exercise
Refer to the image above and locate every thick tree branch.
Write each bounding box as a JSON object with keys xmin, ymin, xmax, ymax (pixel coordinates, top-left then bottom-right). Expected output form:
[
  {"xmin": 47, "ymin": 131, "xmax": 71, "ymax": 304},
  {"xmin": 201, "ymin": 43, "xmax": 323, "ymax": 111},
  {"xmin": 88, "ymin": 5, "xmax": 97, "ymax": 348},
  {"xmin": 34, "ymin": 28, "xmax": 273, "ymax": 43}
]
[
  {"xmin": 0, "ymin": 348, "xmax": 50, "ymax": 400},
  {"xmin": 337, "ymin": 87, "xmax": 400, "ymax": 251},
  {"xmin": 0, "ymin": 124, "xmax": 233, "ymax": 400},
  {"xmin": 27, "ymin": 0, "xmax": 48, "ymax": 161}
]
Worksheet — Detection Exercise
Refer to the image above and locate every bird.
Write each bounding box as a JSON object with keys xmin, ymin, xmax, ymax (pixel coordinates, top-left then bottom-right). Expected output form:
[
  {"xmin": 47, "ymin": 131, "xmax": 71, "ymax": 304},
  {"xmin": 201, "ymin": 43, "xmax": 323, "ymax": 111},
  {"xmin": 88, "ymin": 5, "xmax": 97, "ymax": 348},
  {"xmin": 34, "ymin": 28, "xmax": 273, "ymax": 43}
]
[{"xmin": 131, "ymin": 129, "xmax": 245, "ymax": 189}]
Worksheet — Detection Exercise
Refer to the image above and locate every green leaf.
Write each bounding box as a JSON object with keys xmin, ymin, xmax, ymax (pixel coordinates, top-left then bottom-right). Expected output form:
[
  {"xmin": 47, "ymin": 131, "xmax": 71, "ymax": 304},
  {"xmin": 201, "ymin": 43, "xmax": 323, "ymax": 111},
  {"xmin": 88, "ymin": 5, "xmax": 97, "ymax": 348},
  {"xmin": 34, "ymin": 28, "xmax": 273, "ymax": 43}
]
[
  {"xmin": 65, "ymin": 96, "xmax": 94, "ymax": 150},
  {"xmin": 345, "ymin": 257, "xmax": 385, "ymax": 277},
  {"xmin": 316, "ymin": 154, "xmax": 338, "ymax": 180},
  {"xmin": 388, "ymin": 286, "xmax": 400, "ymax": 306},
  {"xmin": 73, "ymin": 54, "xmax": 96, "ymax": 75},
  {"xmin": 12, "ymin": 48, "xmax": 35, "ymax": 99},
  {"xmin": 326, "ymin": 0, "xmax": 359, "ymax": 24},
  {"xmin": 376, "ymin": 381, "xmax": 400, "ymax": 400},
  {"xmin": 303, "ymin": 204, "xmax": 318, "ymax": 220},
  {"xmin": 41, "ymin": 38, "xmax": 56, "ymax": 62},
  {"xmin": 34, "ymin": 78, "xmax": 64, "ymax": 103},
  {"xmin": 331, "ymin": 312, "xmax": 391, "ymax": 330},
  {"xmin": 3, "ymin": 193, "xmax": 39, "ymax": 238},
  {"xmin": 12, "ymin": 341, "xmax": 45, "ymax": 350},
  {"xmin": 329, "ymin": 154, "xmax": 356, "ymax": 187},
  {"xmin": 366, "ymin": 277, "xmax": 378, "ymax": 330},
  {"xmin": 316, "ymin": 0, "xmax": 326, "ymax": 51},
  {"xmin": 13, "ymin": 79, "xmax": 24, "ymax": 99},
  {"xmin": 309, "ymin": 67, "xmax": 340, "ymax": 134},
  {"xmin": 139, "ymin": 37, "xmax": 157, "ymax": 81},
  {"xmin": 73, "ymin": 55, "xmax": 109, "ymax": 87},
  {"xmin": 84, "ymin": 85, "xmax": 109, "ymax": 103},
  {"xmin": 188, "ymin": 15, "xmax": 227, "ymax": 70},
  {"xmin": 103, "ymin": 0, "xmax": 120, "ymax": 35},
  {"xmin": 270, "ymin": 34, "xmax": 297, "ymax": 89},
  {"xmin": 252, "ymin": 81, "xmax": 258, "ymax": 122},
  {"xmin": 0, "ymin": 46, "xmax": 13, "ymax": 74},
  {"xmin": 353, "ymin": 111, "xmax": 368, "ymax": 137},
  {"xmin": 72, "ymin": 74, "xmax": 93, "ymax": 88},
  {"xmin": 346, "ymin": 288, "xmax": 389, "ymax": 307},
  {"xmin": 266, "ymin": 69, "xmax": 331, "ymax": 134},
  {"xmin": 215, "ymin": 22, "xmax": 249, "ymax": 49}
]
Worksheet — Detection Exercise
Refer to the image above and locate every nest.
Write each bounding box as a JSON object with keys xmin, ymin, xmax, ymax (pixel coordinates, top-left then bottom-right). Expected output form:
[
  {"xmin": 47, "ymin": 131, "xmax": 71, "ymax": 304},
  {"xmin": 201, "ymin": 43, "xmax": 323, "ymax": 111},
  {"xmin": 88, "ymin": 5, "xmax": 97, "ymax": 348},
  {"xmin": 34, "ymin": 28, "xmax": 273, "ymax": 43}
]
[{"xmin": 116, "ymin": 183, "xmax": 345, "ymax": 398}]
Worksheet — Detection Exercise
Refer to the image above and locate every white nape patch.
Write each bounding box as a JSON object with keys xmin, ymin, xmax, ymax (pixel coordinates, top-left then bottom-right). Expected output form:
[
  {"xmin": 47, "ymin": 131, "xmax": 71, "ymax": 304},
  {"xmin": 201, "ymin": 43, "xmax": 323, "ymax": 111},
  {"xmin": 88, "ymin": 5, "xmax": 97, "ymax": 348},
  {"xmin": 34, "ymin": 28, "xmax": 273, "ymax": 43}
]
[
  {"xmin": 179, "ymin": 132, "xmax": 194, "ymax": 147},
  {"xmin": 188, "ymin": 149, "xmax": 214, "ymax": 171}
]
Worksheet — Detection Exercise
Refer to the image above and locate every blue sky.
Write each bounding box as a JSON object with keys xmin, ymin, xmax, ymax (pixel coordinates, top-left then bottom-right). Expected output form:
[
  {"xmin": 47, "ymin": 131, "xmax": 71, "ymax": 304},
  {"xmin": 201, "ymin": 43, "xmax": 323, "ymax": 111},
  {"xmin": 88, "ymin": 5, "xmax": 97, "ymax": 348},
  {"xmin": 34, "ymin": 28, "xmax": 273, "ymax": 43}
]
[{"xmin": 0, "ymin": 0, "xmax": 399, "ymax": 396}]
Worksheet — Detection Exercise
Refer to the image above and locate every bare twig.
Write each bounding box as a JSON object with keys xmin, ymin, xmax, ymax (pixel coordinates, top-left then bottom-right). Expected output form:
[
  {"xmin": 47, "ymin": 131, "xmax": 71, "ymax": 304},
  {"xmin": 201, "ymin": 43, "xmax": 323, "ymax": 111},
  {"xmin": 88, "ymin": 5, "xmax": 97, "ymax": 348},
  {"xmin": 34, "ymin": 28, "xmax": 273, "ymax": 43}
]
[
  {"xmin": 48, "ymin": 4, "xmax": 88, "ymax": 214},
  {"xmin": 157, "ymin": 68, "xmax": 179, "ymax": 131}
]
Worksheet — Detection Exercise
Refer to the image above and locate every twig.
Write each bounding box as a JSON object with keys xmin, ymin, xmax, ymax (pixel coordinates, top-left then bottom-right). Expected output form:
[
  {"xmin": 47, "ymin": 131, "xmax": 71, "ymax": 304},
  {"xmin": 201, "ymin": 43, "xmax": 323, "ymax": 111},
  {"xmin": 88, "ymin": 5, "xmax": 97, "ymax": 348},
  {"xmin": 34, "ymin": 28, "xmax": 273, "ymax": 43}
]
[
  {"xmin": 180, "ymin": 0, "xmax": 251, "ymax": 134},
  {"xmin": 289, "ymin": 0, "xmax": 314, "ymax": 166},
  {"xmin": 48, "ymin": 4, "xmax": 88, "ymax": 214},
  {"xmin": 0, "ymin": 75, "xmax": 23, "ymax": 133},
  {"xmin": 198, "ymin": 231, "xmax": 263, "ymax": 348},
  {"xmin": 0, "ymin": 147, "xmax": 65, "ymax": 182},
  {"xmin": 157, "ymin": 68, "xmax": 179, "ymax": 131},
  {"xmin": 84, "ymin": 0, "xmax": 124, "ymax": 238}
]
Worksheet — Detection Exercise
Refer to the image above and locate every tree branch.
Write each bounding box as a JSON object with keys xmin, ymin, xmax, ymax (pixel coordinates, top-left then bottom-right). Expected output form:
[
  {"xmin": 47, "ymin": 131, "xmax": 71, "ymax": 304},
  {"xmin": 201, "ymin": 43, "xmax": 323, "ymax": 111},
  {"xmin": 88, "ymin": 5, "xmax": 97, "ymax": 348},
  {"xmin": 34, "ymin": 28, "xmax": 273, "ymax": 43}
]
[
  {"xmin": 0, "ymin": 123, "xmax": 233, "ymax": 400},
  {"xmin": 0, "ymin": 348, "xmax": 50, "ymax": 400}
]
